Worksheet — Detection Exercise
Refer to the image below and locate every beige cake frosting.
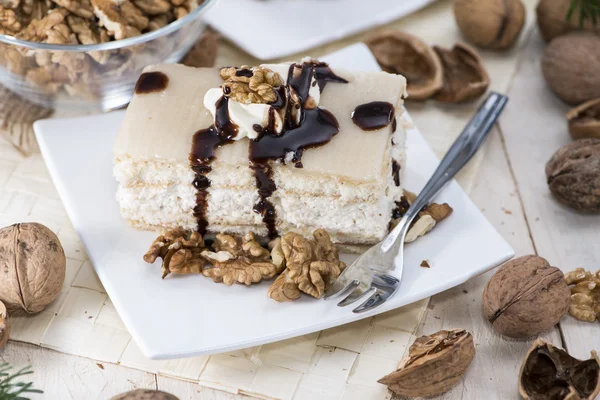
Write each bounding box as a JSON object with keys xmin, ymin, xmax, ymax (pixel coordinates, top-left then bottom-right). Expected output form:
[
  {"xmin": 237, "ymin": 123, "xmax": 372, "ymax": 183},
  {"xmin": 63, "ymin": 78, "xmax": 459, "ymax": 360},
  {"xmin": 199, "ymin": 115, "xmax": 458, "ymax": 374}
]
[{"xmin": 113, "ymin": 62, "xmax": 407, "ymax": 245}]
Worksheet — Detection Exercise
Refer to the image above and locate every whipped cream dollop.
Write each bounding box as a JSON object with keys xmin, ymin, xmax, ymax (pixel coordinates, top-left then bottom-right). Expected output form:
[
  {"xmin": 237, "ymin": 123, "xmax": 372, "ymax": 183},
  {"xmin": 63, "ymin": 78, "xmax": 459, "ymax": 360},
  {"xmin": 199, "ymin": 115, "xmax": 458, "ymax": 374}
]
[{"xmin": 203, "ymin": 63, "xmax": 321, "ymax": 141}]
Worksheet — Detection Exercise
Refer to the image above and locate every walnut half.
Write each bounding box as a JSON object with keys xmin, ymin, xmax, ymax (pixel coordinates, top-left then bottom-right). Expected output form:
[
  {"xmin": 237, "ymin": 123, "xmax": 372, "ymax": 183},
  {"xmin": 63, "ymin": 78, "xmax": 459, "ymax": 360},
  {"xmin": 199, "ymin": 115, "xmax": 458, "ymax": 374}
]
[
  {"xmin": 201, "ymin": 232, "xmax": 279, "ymax": 286},
  {"xmin": 143, "ymin": 228, "xmax": 209, "ymax": 279},
  {"xmin": 220, "ymin": 65, "xmax": 283, "ymax": 104},
  {"xmin": 565, "ymin": 268, "xmax": 600, "ymax": 323},
  {"xmin": 268, "ymin": 230, "xmax": 346, "ymax": 302},
  {"xmin": 392, "ymin": 190, "xmax": 453, "ymax": 243}
]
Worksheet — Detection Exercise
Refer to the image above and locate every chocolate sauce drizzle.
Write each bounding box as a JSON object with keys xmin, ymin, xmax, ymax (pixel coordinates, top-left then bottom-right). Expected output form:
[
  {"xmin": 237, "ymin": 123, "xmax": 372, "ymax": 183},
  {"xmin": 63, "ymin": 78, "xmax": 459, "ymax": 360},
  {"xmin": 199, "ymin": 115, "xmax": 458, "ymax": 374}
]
[
  {"xmin": 351, "ymin": 101, "xmax": 395, "ymax": 131},
  {"xmin": 392, "ymin": 160, "xmax": 401, "ymax": 187},
  {"xmin": 189, "ymin": 97, "xmax": 237, "ymax": 234},
  {"xmin": 313, "ymin": 62, "xmax": 349, "ymax": 92},
  {"xmin": 190, "ymin": 61, "xmax": 347, "ymax": 237},
  {"xmin": 252, "ymin": 164, "xmax": 277, "ymax": 239},
  {"xmin": 135, "ymin": 71, "xmax": 169, "ymax": 94}
]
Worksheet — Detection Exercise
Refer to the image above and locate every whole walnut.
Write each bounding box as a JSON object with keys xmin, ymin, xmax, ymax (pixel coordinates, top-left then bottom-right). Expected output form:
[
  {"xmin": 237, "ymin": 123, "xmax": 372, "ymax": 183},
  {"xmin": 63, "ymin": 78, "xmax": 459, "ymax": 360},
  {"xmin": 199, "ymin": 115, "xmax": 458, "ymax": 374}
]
[
  {"xmin": 111, "ymin": 389, "xmax": 178, "ymax": 400},
  {"xmin": 453, "ymin": 0, "xmax": 525, "ymax": 50},
  {"xmin": 545, "ymin": 138, "xmax": 600, "ymax": 213},
  {"xmin": 536, "ymin": 0, "xmax": 600, "ymax": 42},
  {"xmin": 0, "ymin": 223, "xmax": 66, "ymax": 315},
  {"xmin": 483, "ymin": 255, "xmax": 571, "ymax": 338},
  {"xmin": 542, "ymin": 33, "xmax": 600, "ymax": 105}
]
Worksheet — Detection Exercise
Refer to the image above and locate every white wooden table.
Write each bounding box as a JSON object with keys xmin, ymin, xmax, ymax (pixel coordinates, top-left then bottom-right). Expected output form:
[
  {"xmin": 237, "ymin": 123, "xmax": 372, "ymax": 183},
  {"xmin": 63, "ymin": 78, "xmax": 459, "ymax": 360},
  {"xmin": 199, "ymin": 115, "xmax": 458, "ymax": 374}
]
[{"xmin": 1, "ymin": 1, "xmax": 599, "ymax": 399}]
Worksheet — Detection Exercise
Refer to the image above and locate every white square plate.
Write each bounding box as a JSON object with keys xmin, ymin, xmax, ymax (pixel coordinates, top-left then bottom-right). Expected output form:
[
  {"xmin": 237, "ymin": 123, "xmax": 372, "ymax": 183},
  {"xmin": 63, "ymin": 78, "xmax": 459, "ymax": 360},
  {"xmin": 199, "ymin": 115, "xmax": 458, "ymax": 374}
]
[
  {"xmin": 204, "ymin": 0, "xmax": 436, "ymax": 60},
  {"xmin": 35, "ymin": 44, "xmax": 513, "ymax": 359}
]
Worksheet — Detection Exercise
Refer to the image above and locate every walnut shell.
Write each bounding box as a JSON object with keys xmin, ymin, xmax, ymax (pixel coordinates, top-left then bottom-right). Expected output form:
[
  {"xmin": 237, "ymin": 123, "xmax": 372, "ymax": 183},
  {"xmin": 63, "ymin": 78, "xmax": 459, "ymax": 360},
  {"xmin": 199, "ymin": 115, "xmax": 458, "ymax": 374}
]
[
  {"xmin": 378, "ymin": 329, "xmax": 475, "ymax": 397},
  {"xmin": 0, "ymin": 223, "xmax": 66, "ymax": 315},
  {"xmin": 433, "ymin": 43, "xmax": 490, "ymax": 103},
  {"xmin": 545, "ymin": 138, "xmax": 600, "ymax": 212},
  {"xmin": 453, "ymin": 0, "xmax": 525, "ymax": 50},
  {"xmin": 542, "ymin": 33, "xmax": 600, "ymax": 105},
  {"xmin": 365, "ymin": 30, "xmax": 443, "ymax": 100},
  {"xmin": 483, "ymin": 255, "xmax": 571, "ymax": 338},
  {"xmin": 536, "ymin": 0, "xmax": 600, "ymax": 42},
  {"xmin": 519, "ymin": 339, "xmax": 600, "ymax": 400},
  {"xmin": 110, "ymin": 389, "xmax": 178, "ymax": 400},
  {"xmin": 567, "ymin": 98, "xmax": 600, "ymax": 140},
  {"xmin": 0, "ymin": 301, "xmax": 9, "ymax": 349}
]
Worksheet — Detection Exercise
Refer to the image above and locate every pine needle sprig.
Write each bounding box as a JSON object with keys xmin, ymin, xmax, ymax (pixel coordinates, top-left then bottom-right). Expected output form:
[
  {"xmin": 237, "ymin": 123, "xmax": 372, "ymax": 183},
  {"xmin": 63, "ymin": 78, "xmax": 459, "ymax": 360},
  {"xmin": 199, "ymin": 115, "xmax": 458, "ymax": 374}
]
[
  {"xmin": 567, "ymin": 0, "xmax": 600, "ymax": 27},
  {"xmin": 0, "ymin": 363, "xmax": 43, "ymax": 400}
]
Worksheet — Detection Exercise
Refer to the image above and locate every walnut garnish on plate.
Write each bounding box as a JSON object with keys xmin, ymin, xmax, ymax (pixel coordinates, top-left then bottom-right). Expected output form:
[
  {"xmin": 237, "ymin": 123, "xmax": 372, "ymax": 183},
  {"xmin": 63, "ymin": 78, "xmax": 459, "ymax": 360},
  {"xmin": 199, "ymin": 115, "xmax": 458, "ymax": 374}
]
[
  {"xmin": 143, "ymin": 228, "xmax": 209, "ymax": 279},
  {"xmin": 220, "ymin": 65, "xmax": 284, "ymax": 104},
  {"xmin": 565, "ymin": 268, "xmax": 600, "ymax": 323},
  {"xmin": 201, "ymin": 232, "xmax": 279, "ymax": 286},
  {"xmin": 268, "ymin": 229, "xmax": 346, "ymax": 302},
  {"xmin": 391, "ymin": 190, "xmax": 453, "ymax": 243}
]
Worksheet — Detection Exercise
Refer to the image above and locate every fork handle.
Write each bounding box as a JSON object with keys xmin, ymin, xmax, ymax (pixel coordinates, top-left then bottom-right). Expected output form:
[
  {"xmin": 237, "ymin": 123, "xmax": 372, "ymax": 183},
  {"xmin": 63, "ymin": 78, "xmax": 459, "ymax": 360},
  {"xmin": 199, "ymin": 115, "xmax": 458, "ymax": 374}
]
[{"xmin": 381, "ymin": 92, "xmax": 508, "ymax": 252}]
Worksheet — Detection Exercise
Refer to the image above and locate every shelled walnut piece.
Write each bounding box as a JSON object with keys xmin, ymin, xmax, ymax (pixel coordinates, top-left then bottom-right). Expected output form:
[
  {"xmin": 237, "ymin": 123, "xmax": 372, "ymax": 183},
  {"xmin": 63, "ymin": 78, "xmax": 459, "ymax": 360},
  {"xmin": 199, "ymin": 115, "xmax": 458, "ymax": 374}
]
[
  {"xmin": 391, "ymin": 190, "xmax": 453, "ymax": 243},
  {"xmin": 201, "ymin": 232, "xmax": 281, "ymax": 286},
  {"xmin": 0, "ymin": 0, "xmax": 206, "ymax": 96},
  {"xmin": 565, "ymin": 268, "xmax": 600, "ymax": 323},
  {"xmin": 143, "ymin": 228, "xmax": 209, "ymax": 279},
  {"xmin": 220, "ymin": 65, "xmax": 284, "ymax": 104},
  {"xmin": 268, "ymin": 230, "xmax": 346, "ymax": 302},
  {"xmin": 144, "ymin": 229, "xmax": 281, "ymax": 285}
]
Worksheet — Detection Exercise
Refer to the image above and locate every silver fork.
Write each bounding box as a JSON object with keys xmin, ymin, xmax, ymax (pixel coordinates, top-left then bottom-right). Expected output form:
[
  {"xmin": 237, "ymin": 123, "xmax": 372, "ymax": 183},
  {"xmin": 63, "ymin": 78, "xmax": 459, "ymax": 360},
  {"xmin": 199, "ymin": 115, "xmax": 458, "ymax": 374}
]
[{"xmin": 324, "ymin": 92, "xmax": 509, "ymax": 313}]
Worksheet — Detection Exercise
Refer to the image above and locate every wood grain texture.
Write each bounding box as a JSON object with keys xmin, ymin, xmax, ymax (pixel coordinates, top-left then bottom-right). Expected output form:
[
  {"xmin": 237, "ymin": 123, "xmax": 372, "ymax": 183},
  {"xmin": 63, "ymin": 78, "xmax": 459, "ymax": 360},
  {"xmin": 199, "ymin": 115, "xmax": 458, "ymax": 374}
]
[{"xmin": 499, "ymin": 28, "xmax": 600, "ymax": 361}]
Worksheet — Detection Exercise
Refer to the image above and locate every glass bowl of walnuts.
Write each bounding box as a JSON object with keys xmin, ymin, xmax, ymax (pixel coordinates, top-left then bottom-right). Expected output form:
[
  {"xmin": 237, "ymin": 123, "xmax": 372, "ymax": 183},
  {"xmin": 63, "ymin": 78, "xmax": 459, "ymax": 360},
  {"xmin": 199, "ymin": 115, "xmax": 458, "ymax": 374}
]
[{"xmin": 0, "ymin": 0, "xmax": 215, "ymax": 111}]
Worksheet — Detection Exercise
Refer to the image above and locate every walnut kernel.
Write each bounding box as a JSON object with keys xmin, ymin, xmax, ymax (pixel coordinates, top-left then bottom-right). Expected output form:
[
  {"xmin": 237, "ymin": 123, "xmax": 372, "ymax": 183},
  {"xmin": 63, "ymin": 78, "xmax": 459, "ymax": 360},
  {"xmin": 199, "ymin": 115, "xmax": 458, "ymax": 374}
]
[
  {"xmin": 268, "ymin": 230, "xmax": 346, "ymax": 302},
  {"xmin": 220, "ymin": 65, "xmax": 284, "ymax": 104},
  {"xmin": 565, "ymin": 268, "xmax": 600, "ymax": 323},
  {"xmin": 201, "ymin": 232, "xmax": 278, "ymax": 286}
]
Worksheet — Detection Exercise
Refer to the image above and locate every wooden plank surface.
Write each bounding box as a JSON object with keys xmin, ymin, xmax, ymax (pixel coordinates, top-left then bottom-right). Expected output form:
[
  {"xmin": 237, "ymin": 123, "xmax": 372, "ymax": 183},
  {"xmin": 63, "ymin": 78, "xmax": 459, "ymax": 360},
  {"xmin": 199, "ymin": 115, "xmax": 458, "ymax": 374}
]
[
  {"xmin": 499, "ymin": 28, "xmax": 600, "ymax": 361},
  {"xmin": 3, "ymin": 1, "xmax": 599, "ymax": 399}
]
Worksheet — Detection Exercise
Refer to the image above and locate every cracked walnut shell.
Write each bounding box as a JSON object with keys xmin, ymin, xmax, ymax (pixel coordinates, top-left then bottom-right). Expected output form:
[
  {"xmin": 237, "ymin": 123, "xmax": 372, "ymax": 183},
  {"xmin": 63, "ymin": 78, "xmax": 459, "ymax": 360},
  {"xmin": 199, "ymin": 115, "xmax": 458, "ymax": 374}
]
[
  {"xmin": 268, "ymin": 229, "xmax": 346, "ymax": 302},
  {"xmin": 483, "ymin": 255, "xmax": 571, "ymax": 338},
  {"xmin": 567, "ymin": 98, "xmax": 600, "ymax": 140},
  {"xmin": 378, "ymin": 329, "xmax": 475, "ymax": 397},
  {"xmin": 365, "ymin": 30, "xmax": 443, "ymax": 101},
  {"xmin": 0, "ymin": 223, "xmax": 66, "ymax": 315},
  {"xmin": 201, "ymin": 232, "xmax": 279, "ymax": 286},
  {"xmin": 434, "ymin": 43, "xmax": 489, "ymax": 103},
  {"xmin": 565, "ymin": 268, "xmax": 600, "ymax": 323},
  {"xmin": 143, "ymin": 228, "xmax": 209, "ymax": 279},
  {"xmin": 519, "ymin": 339, "xmax": 600, "ymax": 400},
  {"xmin": 545, "ymin": 138, "xmax": 600, "ymax": 213}
]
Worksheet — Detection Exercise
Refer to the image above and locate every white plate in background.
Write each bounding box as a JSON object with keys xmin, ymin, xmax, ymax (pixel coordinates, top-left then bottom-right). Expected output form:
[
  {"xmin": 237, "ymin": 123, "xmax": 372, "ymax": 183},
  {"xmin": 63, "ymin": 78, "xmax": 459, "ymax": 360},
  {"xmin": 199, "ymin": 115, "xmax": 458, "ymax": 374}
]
[
  {"xmin": 204, "ymin": 0, "xmax": 436, "ymax": 60},
  {"xmin": 35, "ymin": 43, "xmax": 513, "ymax": 359}
]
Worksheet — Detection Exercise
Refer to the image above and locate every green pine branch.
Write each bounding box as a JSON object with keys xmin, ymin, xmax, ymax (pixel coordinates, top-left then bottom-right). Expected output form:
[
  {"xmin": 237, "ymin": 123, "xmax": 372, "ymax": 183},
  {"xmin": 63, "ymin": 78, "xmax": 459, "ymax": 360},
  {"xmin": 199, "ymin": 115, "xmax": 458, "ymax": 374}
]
[
  {"xmin": 567, "ymin": 0, "xmax": 600, "ymax": 27},
  {"xmin": 0, "ymin": 363, "xmax": 43, "ymax": 400}
]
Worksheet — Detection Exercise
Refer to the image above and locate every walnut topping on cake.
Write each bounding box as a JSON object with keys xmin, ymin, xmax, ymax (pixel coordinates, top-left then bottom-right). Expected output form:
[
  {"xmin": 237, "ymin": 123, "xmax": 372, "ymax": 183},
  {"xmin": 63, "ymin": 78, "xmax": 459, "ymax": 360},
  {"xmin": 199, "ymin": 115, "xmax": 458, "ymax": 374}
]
[{"xmin": 219, "ymin": 65, "xmax": 283, "ymax": 104}]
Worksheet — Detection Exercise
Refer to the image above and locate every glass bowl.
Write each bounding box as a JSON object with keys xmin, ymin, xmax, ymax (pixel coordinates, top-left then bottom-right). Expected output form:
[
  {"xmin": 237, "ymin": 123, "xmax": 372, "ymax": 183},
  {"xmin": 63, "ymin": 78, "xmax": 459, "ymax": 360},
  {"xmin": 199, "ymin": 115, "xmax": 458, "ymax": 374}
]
[{"xmin": 0, "ymin": 0, "xmax": 215, "ymax": 111}]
